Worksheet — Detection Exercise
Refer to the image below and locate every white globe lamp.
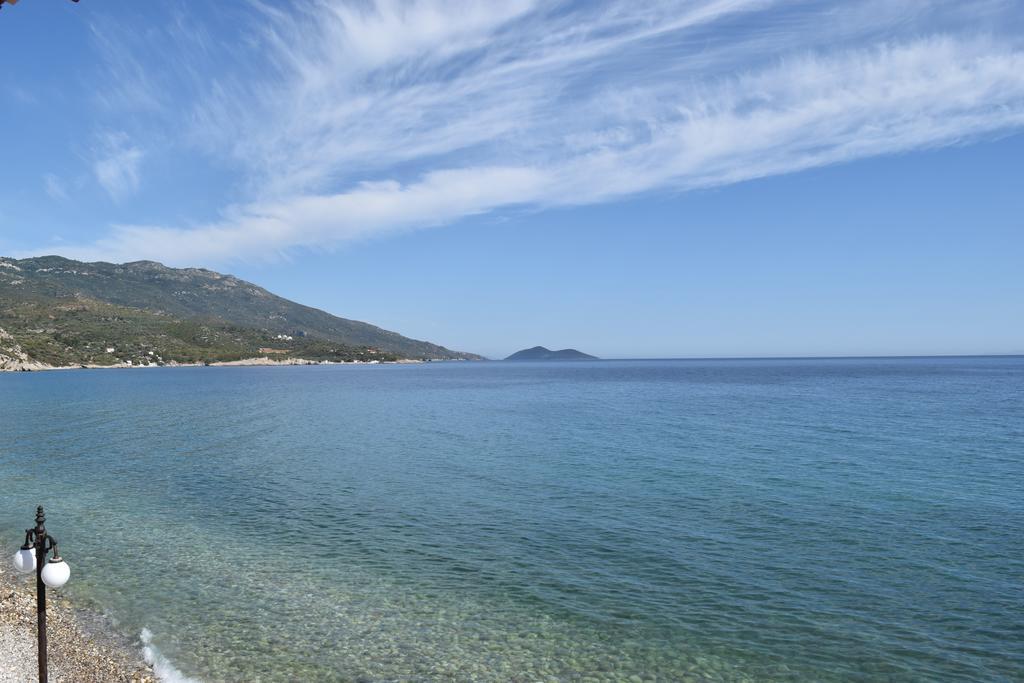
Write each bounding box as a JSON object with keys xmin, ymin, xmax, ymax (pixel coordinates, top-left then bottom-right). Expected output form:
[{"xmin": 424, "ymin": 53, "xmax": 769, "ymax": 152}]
[
  {"xmin": 41, "ymin": 556, "xmax": 70, "ymax": 588},
  {"xmin": 12, "ymin": 545, "xmax": 36, "ymax": 573}
]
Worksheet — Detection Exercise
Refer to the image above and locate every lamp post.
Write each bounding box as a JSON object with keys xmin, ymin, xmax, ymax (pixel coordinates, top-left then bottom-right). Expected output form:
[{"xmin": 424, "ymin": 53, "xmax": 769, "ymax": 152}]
[{"xmin": 12, "ymin": 506, "xmax": 71, "ymax": 683}]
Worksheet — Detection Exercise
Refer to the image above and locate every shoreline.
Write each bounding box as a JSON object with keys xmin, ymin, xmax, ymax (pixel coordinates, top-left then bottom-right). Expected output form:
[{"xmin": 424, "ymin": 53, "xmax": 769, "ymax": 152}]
[
  {"xmin": 0, "ymin": 564, "xmax": 155, "ymax": 682},
  {"xmin": 0, "ymin": 356, "xmax": 441, "ymax": 373}
]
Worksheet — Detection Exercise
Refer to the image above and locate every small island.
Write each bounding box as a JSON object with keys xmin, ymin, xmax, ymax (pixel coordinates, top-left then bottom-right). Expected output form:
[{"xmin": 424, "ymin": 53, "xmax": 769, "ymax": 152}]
[{"xmin": 505, "ymin": 346, "xmax": 598, "ymax": 361}]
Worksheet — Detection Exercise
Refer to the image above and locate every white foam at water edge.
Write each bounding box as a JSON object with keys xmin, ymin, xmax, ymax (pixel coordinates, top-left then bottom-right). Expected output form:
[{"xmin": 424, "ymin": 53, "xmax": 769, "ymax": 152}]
[{"xmin": 141, "ymin": 628, "xmax": 203, "ymax": 683}]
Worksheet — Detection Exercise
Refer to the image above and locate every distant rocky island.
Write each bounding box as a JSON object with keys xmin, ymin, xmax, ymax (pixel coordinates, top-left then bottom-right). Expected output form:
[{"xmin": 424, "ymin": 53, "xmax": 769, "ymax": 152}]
[
  {"xmin": 0, "ymin": 255, "xmax": 481, "ymax": 370},
  {"xmin": 505, "ymin": 346, "xmax": 598, "ymax": 361}
]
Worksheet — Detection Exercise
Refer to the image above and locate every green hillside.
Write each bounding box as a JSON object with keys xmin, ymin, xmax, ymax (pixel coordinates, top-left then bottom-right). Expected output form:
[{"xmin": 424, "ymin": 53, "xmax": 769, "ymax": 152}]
[{"xmin": 0, "ymin": 256, "xmax": 479, "ymax": 367}]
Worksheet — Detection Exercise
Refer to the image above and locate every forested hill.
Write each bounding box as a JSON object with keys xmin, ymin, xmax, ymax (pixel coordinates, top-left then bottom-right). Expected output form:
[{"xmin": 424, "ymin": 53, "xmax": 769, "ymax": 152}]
[{"xmin": 0, "ymin": 256, "xmax": 480, "ymax": 367}]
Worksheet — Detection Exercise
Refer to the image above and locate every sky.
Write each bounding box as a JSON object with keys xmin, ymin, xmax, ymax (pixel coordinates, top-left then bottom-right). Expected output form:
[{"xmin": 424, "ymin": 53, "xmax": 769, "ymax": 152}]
[{"xmin": 0, "ymin": 0, "xmax": 1022, "ymax": 359}]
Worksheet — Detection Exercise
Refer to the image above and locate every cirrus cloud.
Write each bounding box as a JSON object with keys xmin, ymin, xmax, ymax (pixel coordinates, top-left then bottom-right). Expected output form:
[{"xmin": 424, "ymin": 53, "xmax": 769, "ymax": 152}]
[{"xmin": 28, "ymin": 0, "xmax": 1024, "ymax": 265}]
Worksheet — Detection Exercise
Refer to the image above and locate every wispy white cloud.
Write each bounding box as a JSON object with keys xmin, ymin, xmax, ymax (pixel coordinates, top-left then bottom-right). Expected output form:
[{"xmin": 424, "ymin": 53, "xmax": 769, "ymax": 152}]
[
  {"xmin": 88, "ymin": 22, "xmax": 165, "ymax": 112},
  {"xmin": 43, "ymin": 174, "xmax": 69, "ymax": 202},
  {"xmin": 188, "ymin": 0, "xmax": 779, "ymax": 196},
  {"xmin": 92, "ymin": 131, "xmax": 144, "ymax": 201},
  {"xmin": 6, "ymin": 85, "xmax": 39, "ymax": 106},
  {"xmin": 36, "ymin": 0, "xmax": 1024, "ymax": 264}
]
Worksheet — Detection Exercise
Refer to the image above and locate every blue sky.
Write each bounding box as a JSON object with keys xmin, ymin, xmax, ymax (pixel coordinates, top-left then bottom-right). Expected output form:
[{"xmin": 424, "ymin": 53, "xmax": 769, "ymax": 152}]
[{"xmin": 0, "ymin": 0, "xmax": 1022, "ymax": 359}]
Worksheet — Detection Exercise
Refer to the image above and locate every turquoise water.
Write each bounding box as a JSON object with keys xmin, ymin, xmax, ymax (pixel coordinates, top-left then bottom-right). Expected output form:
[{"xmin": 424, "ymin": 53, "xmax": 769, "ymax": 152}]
[{"xmin": 0, "ymin": 358, "xmax": 1021, "ymax": 681}]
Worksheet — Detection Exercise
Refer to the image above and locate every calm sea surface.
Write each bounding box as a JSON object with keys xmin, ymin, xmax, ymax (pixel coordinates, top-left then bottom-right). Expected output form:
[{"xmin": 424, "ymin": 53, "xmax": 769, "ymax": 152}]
[{"xmin": 0, "ymin": 358, "xmax": 1021, "ymax": 682}]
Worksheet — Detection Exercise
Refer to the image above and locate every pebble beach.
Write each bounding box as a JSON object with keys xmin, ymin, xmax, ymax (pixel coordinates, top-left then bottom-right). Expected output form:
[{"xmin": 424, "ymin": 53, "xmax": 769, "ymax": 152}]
[{"xmin": 0, "ymin": 565, "xmax": 154, "ymax": 683}]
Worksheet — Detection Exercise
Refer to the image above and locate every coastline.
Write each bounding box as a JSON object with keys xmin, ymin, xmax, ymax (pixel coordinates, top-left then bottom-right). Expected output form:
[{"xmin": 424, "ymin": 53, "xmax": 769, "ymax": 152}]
[
  {"xmin": 0, "ymin": 564, "xmax": 155, "ymax": 682},
  {"xmin": 0, "ymin": 356, "xmax": 434, "ymax": 373}
]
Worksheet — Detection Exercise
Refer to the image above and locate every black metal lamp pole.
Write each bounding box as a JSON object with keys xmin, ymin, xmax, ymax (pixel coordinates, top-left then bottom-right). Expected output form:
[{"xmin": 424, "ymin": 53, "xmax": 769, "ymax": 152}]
[{"xmin": 19, "ymin": 506, "xmax": 64, "ymax": 683}]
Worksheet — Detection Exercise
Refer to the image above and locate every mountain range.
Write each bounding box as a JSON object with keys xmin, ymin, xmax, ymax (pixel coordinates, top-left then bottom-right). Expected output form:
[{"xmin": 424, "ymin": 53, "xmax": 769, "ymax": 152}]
[{"xmin": 0, "ymin": 256, "xmax": 479, "ymax": 369}]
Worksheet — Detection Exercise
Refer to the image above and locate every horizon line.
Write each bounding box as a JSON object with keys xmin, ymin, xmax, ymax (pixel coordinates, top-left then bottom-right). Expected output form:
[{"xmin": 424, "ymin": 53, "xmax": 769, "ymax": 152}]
[{"xmin": 488, "ymin": 353, "xmax": 1024, "ymax": 362}]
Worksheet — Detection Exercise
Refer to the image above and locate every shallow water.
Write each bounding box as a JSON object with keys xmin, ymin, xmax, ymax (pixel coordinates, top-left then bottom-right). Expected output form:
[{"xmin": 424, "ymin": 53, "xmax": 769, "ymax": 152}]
[{"xmin": 0, "ymin": 358, "xmax": 1021, "ymax": 681}]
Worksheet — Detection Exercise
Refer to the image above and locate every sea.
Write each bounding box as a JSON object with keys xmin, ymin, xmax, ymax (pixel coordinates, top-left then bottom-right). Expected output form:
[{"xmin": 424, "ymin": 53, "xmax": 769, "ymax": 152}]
[{"xmin": 0, "ymin": 357, "xmax": 1021, "ymax": 682}]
